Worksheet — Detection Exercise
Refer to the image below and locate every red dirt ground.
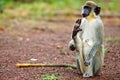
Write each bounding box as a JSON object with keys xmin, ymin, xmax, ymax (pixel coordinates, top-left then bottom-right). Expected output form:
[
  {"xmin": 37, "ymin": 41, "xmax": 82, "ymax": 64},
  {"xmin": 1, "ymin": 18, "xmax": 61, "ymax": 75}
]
[{"xmin": 0, "ymin": 17, "xmax": 120, "ymax": 80}]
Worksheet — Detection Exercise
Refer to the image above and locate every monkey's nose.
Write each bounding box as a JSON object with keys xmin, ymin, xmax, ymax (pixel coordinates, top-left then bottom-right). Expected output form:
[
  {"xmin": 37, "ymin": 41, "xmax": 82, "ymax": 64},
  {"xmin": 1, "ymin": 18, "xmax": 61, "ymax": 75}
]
[{"xmin": 82, "ymin": 13, "xmax": 87, "ymax": 17}]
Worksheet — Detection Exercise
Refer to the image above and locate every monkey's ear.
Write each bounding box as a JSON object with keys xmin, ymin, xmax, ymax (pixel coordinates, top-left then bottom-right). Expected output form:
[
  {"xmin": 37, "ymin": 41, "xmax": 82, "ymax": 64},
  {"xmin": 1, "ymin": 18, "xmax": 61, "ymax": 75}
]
[{"xmin": 94, "ymin": 6, "xmax": 101, "ymax": 15}]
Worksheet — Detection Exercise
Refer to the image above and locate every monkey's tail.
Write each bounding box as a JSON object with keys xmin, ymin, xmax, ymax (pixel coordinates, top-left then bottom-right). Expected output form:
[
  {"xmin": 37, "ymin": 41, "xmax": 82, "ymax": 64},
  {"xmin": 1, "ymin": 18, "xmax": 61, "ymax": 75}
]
[{"xmin": 16, "ymin": 63, "xmax": 77, "ymax": 69}]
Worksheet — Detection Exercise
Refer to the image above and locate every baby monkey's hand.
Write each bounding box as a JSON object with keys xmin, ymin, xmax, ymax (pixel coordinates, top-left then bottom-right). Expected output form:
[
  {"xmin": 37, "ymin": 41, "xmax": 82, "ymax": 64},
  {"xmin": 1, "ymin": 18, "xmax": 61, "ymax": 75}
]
[{"xmin": 72, "ymin": 19, "xmax": 82, "ymax": 39}]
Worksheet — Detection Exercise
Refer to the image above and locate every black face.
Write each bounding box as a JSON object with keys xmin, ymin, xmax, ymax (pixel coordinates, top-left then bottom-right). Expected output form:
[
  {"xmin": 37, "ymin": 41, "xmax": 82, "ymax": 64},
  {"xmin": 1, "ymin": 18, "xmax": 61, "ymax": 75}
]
[
  {"xmin": 82, "ymin": 5, "xmax": 92, "ymax": 17},
  {"xmin": 82, "ymin": 5, "xmax": 101, "ymax": 17}
]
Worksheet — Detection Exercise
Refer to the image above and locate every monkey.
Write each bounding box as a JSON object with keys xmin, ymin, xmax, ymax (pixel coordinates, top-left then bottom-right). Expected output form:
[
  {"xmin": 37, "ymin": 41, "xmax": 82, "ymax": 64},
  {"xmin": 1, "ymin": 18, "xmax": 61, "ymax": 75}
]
[
  {"xmin": 16, "ymin": 1, "xmax": 104, "ymax": 78},
  {"xmin": 68, "ymin": 1, "xmax": 104, "ymax": 77}
]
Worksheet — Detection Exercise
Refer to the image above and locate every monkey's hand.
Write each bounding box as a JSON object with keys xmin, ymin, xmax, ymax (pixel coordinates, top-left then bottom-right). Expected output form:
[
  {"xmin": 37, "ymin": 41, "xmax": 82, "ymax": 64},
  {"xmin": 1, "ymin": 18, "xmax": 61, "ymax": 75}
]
[
  {"xmin": 72, "ymin": 19, "xmax": 82, "ymax": 39},
  {"xmin": 84, "ymin": 59, "xmax": 91, "ymax": 66}
]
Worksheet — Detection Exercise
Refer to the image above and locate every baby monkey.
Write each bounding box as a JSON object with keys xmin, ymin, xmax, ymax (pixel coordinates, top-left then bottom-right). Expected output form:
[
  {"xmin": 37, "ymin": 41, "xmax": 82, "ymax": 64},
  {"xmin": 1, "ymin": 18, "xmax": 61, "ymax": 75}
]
[
  {"xmin": 72, "ymin": 19, "xmax": 82, "ymax": 39},
  {"xmin": 69, "ymin": 19, "xmax": 82, "ymax": 51}
]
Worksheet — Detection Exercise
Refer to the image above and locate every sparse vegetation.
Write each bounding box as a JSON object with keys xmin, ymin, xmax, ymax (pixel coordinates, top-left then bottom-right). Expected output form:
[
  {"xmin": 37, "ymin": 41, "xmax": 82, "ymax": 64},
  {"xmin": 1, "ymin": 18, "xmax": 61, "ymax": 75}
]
[
  {"xmin": 40, "ymin": 74, "xmax": 61, "ymax": 80},
  {"xmin": 104, "ymin": 47, "xmax": 109, "ymax": 53},
  {"xmin": 105, "ymin": 36, "xmax": 120, "ymax": 42}
]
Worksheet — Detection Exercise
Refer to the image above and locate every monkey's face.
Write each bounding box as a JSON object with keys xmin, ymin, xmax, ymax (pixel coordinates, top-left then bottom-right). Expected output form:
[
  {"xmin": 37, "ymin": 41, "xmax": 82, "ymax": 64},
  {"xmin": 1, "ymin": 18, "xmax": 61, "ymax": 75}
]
[
  {"xmin": 82, "ymin": 5, "xmax": 92, "ymax": 17},
  {"xmin": 81, "ymin": 4, "xmax": 101, "ymax": 17}
]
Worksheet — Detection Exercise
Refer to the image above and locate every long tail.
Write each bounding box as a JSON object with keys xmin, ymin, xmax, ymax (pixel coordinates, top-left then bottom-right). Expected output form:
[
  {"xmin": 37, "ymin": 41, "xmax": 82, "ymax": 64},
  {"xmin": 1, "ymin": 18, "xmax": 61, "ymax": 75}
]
[{"xmin": 16, "ymin": 63, "xmax": 77, "ymax": 69}]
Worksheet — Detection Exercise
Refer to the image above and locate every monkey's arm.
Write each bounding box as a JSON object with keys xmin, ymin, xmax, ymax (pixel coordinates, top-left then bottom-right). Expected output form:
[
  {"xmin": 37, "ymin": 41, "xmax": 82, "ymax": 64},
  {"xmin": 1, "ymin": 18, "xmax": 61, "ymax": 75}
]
[
  {"xmin": 84, "ymin": 41, "xmax": 101, "ymax": 66},
  {"xmin": 16, "ymin": 63, "xmax": 77, "ymax": 69}
]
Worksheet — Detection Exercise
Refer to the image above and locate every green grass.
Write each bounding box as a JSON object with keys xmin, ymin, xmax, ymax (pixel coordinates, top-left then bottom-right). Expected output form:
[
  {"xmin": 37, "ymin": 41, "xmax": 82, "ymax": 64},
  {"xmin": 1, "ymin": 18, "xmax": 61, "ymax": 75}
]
[
  {"xmin": 32, "ymin": 73, "xmax": 61, "ymax": 80},
  {"xmin": 104, "ymin": 36, "xmax": 120, "ymax": 54},
  {"xmin": 40, "ymin": 74, "xmax": 58, "ymax": 80},
  {"xmin": 104, "ymin": 47, "xmax": 109, "ymax": 53},
  {"xmin": 105, "ymin": 36, "xmax": 120, "ymax": 42}
]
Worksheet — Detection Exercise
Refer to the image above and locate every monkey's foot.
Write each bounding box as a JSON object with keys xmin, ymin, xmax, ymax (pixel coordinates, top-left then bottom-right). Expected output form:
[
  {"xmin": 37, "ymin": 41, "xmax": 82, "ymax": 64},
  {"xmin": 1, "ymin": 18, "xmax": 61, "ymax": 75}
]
[{"xmin": 83, "ymin": 73, "xmax": 92, "ymax": 78}]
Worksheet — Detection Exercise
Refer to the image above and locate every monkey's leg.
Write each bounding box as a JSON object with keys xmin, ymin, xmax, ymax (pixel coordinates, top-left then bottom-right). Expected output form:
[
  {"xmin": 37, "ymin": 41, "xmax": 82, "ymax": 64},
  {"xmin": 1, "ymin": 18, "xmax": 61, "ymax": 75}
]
[
  {"xmin": 93, "ymin": 53, "xmax": 101, "ymax": 75},
  {"xmin": 76, "ymin": 55, "xmax": 82, "ymax": 75},
  {"xmin": 83, "ymin": 58, "xmax": 94, "ymax": 78},
  {"xmin": 76, "ymin": 42, "xmax": 86, "ymax": 75},
  {"xmin": 83, "ymin": 53, "xmax": 101, "ymax": 77},
  {"xmin": 83, "ymin": 46, "xmax": 94, "ymax": 77}
]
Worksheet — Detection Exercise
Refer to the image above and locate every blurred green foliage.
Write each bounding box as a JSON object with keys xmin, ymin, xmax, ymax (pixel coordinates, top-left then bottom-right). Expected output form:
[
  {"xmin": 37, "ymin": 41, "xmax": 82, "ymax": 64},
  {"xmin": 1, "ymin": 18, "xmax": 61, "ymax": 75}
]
[{"xmin": 0, "ymin": 0, "xmax": 119, "ymax": 19}]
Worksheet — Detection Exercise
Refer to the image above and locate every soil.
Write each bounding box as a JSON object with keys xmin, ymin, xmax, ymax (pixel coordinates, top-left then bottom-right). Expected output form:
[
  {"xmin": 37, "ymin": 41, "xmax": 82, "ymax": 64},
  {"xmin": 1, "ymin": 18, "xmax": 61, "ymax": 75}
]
[{"xmin": 0, "ymin": 17, "xmax": 120, "ymax": 80}]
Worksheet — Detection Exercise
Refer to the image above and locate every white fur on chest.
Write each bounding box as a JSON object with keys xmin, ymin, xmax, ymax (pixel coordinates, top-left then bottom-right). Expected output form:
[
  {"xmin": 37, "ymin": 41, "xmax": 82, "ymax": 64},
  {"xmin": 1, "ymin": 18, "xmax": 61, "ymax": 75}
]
[{"xmin": 82, "ymin": 20, "xmax": 97, "ymax": 47}]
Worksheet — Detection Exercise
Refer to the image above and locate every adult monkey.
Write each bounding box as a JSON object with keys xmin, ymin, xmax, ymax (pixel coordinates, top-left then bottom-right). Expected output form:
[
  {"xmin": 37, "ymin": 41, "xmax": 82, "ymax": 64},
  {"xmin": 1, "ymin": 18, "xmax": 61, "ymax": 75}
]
[
  {"xmin": 68, "ymin": 1, "xmax": 104, "ymax": 77},
  {"xmin": 16, "ymin": 1, "xmax": 104, "ymax": 78}
]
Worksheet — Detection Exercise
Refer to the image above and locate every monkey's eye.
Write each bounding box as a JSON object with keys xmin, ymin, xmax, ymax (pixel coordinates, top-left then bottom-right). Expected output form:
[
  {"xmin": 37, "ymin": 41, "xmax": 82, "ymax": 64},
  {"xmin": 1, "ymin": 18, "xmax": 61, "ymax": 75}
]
[{"xmin": 84, "ymin": 6, "xmax": 91, "ymax": 9}]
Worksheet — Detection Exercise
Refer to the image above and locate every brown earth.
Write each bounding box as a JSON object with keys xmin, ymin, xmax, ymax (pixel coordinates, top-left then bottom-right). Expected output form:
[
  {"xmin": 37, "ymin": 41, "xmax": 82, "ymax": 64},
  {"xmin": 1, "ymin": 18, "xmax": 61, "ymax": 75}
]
[{"xmin": 0, "ymin": 17, "xmax": 120, "ymax": 80}]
